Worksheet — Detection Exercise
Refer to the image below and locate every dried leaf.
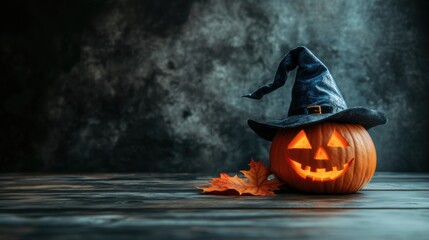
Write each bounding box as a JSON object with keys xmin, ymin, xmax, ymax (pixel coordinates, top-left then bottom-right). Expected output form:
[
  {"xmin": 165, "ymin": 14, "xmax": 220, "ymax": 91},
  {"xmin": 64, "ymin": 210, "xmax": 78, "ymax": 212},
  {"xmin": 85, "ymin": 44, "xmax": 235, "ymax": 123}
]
[{"xmin": 197, "ymin": 159, "xmax": 283, "ymax": 196}]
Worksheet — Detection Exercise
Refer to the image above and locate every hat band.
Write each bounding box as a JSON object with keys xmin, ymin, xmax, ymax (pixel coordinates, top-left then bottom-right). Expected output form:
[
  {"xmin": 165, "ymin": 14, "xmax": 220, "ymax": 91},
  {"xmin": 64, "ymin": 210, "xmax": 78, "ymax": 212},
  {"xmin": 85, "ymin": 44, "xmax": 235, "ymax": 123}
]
[{"xmin": 289, "ymin": 105, "xmax": 336, "ymax": 116}]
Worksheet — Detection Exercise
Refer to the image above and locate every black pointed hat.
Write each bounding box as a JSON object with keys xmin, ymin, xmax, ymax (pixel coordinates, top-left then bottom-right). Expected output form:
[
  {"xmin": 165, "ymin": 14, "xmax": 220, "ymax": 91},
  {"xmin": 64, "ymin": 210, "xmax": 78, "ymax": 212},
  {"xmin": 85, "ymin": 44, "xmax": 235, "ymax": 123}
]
[{"xmin": 243, "ymin": 46, "xmax": 386, "ymax": 141}]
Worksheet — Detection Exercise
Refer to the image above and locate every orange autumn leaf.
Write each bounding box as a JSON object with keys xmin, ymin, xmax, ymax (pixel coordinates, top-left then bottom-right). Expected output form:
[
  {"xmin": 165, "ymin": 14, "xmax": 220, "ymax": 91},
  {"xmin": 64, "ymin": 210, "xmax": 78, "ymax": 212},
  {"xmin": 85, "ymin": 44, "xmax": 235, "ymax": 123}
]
[{"xmin": 197, "ymin": 159, "xmax": 283, "ymax": 196}]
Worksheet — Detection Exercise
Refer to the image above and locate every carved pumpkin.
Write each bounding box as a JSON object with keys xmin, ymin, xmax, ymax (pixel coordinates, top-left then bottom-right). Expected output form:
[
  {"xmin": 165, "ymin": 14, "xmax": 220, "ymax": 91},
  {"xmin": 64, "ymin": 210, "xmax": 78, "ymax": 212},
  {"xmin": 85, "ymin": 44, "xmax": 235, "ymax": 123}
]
[{"xmin": 270, "ymin": 122, "xmax": 376, "ymax": 193}]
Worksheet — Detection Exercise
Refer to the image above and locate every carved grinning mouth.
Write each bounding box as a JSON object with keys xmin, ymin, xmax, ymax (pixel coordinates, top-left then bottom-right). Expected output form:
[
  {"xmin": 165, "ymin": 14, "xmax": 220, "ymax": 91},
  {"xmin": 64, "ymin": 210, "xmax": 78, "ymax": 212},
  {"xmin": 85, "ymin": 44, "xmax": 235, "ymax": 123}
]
[{"xmin": 288, "ymin": 158, "xmax": 354, "ymax": 182}]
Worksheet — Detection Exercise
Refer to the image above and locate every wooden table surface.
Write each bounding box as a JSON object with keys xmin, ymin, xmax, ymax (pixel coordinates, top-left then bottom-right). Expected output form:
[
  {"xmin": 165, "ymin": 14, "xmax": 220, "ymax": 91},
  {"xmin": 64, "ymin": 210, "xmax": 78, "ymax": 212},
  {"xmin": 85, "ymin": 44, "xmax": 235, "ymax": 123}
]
[{"xmin": 0, "ymin": 172, "xmax": 428, "ymax": 240}]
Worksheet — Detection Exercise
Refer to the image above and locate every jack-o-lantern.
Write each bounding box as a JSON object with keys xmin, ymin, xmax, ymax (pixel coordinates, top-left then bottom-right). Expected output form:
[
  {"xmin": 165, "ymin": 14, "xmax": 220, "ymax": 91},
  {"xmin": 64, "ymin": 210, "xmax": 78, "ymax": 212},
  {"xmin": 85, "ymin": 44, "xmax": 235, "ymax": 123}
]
[
  {"xmin": 270, "ymin": 122, "xmax": 376, "ymax": 193},
  {"xmin": 243, "ymin": 47, "xmax": 386, "ymax": 194}
]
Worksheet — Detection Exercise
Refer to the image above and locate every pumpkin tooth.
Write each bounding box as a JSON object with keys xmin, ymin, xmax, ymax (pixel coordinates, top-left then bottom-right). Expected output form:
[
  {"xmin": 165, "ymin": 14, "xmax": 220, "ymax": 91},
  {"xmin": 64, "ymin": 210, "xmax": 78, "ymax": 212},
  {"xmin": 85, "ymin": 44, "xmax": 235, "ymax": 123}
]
[{"xmin": 309, "ymin": 166, "xmax": 318, "ymax": 172}]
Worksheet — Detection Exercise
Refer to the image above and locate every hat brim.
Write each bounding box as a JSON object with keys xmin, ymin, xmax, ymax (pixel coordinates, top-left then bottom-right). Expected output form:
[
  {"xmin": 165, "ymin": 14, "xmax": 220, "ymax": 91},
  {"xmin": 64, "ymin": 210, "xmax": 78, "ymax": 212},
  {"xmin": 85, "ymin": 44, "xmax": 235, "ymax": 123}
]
[{"xmin": 248, "ymin": 107, "xmax": 387, "ymax": 141}]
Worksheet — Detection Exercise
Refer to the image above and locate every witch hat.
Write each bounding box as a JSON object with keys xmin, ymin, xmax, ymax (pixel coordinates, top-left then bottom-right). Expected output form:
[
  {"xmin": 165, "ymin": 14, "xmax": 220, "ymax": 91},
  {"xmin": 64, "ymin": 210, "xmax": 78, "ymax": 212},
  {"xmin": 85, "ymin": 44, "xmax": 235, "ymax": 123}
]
[{"xmin": 243, "ymin": 46, "xmax": 386, "ymax": 141}]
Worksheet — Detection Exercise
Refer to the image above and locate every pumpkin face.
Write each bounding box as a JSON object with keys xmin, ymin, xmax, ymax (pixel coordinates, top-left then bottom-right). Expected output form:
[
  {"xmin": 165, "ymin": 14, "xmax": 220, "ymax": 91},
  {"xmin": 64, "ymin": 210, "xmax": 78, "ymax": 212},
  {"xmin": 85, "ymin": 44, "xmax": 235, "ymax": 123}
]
[{"xmin": 270, "ymin": 122, "xmax": 376, "ymax": 193}]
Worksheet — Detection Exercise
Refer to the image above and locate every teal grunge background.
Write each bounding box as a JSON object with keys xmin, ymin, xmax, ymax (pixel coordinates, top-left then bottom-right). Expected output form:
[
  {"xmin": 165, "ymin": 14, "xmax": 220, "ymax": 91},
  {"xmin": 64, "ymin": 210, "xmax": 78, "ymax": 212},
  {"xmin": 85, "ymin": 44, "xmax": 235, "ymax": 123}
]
[{"xmin": 1, "ymin": 0, "xmax": 428, "ymax": 172}]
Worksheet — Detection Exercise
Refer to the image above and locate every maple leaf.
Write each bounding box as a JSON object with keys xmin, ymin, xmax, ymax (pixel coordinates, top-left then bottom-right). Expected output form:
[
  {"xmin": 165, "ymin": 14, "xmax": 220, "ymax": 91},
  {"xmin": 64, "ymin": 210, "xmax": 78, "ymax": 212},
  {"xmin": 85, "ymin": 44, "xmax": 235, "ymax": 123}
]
[{"xmin": 197, "ymin": 159, "xmax": 284, "ymax": 196}]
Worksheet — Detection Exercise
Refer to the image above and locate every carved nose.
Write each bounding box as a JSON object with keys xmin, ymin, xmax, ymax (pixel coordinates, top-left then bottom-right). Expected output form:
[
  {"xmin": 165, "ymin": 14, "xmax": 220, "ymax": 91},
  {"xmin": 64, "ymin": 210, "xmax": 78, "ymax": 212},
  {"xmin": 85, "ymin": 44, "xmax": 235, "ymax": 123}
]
[{"xmin": 314, "ymin": 146, "xmax": 329, "ymax": 160}]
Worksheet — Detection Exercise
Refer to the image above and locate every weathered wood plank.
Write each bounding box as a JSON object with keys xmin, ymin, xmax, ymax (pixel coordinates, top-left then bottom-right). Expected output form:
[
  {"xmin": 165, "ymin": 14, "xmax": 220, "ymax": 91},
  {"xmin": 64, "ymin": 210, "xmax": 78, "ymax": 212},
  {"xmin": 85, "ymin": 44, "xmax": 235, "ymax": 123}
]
[
  {"xmin": 0, "ymin": 209, "xmax": 428, "ymax": 240},
  {"xmin": 1, "ymin": 190, "xmax": 428, "ymax": 210},
  {"xmin": 1, "ymin": 173, "xmax": 428, "ymax": 192},
  {"xmin": 0, "ymin": 173, "xmax": 428, "ymax": 210},
  {"xmin": 0, "ymin": 173, "xmax": 428, "ymax": 240}
]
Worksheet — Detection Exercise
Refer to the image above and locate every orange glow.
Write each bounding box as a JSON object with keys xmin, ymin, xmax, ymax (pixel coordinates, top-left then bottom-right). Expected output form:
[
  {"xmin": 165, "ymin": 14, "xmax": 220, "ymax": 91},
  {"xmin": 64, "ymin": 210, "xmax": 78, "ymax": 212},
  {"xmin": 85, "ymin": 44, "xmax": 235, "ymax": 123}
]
[
  {"xmin": 288, "ymin": 130, "xmax": 312, "ymax": 149},
  {"xmin": 289, "ymin": 158, "xmax": 354, "ymax": 182},
  {"xmin": 327, "ymin": 129, "xmax": 349, "ymax": 147},
  {"xmin": 314, "ymin": 147, "xmax": 329, "ymax": 160}
]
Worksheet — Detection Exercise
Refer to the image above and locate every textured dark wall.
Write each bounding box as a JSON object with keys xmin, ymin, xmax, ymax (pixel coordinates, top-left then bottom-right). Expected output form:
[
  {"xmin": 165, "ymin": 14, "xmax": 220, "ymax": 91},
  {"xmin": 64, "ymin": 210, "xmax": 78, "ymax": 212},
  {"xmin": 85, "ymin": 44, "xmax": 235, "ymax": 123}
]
[{"xmin": 1, "ymin": 0, "xmax": 429, "ymax": 172}]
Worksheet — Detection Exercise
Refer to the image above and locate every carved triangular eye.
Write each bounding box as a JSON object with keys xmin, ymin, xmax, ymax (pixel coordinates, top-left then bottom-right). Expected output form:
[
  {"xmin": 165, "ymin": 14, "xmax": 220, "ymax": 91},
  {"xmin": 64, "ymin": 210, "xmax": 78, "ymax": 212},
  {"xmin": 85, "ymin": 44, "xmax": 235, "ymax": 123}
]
[
  {"xmin": 288, "ymin": 130, "xmax": 312, "ymax": 149},
  {"xmin": 327, "ymin": 129, "xmax": 349, "ymax": 147}
]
